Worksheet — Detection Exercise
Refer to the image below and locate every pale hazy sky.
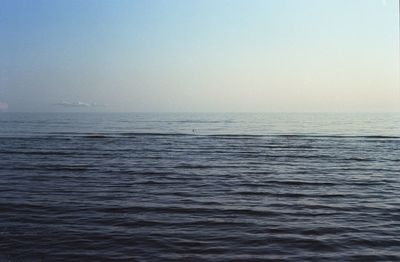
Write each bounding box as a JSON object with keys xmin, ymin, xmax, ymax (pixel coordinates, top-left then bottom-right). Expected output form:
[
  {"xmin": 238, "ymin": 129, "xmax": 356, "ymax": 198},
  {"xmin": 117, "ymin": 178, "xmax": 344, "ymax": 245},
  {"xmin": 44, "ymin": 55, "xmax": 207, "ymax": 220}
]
[{"xmin": 0, "ymin": 0, "xmax": 399, "ymax": 112}]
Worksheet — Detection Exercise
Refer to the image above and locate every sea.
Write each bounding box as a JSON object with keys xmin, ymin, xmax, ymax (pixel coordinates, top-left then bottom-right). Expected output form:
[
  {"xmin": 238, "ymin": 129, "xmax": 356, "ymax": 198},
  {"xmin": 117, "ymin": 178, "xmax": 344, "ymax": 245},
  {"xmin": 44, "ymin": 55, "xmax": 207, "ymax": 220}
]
[{"xmin": 0, "ymin": 112, "xmax": 399, "ymax": 261}]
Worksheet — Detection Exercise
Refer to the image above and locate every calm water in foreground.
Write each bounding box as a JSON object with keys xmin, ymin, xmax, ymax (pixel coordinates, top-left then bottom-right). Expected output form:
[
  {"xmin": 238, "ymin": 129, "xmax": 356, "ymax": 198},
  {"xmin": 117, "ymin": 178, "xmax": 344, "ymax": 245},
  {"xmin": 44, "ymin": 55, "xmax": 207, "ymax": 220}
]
[{"xmin": 0, "ymin": 113, "xmax": 399, "ymax": 261}]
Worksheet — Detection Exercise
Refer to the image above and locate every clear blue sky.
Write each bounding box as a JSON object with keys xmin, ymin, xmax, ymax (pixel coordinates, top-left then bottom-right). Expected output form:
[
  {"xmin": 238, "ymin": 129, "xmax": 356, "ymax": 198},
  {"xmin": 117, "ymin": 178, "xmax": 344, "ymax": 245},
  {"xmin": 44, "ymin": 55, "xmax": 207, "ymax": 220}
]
[{"xmin": 0, "ymin": 0, "xmax": 399, "ymax": 112}]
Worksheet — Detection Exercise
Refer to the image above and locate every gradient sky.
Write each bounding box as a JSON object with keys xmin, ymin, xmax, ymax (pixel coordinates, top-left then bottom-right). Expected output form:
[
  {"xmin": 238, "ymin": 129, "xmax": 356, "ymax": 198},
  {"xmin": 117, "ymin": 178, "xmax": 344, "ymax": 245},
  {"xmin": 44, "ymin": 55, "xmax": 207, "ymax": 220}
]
[{"xmin": 0, "ymin": 0, "xmax": 399, "ymax": 112}]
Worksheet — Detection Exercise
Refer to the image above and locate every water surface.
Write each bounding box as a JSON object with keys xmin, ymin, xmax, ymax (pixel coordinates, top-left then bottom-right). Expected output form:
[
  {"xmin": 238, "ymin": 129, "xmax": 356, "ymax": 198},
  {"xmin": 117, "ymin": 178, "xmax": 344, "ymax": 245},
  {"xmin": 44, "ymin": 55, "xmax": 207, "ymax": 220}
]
[{"xmin": 0, "ymin": 113, "xmax": 399, "ymax": 261}]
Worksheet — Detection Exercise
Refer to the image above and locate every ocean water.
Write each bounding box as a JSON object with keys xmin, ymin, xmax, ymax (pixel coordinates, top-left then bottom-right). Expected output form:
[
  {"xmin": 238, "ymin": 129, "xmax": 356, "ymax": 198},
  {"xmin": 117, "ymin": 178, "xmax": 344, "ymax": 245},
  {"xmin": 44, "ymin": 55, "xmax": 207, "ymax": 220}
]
[{"xmin": 0, "ymin": 113, "xmax": 399, "ymax": 261}]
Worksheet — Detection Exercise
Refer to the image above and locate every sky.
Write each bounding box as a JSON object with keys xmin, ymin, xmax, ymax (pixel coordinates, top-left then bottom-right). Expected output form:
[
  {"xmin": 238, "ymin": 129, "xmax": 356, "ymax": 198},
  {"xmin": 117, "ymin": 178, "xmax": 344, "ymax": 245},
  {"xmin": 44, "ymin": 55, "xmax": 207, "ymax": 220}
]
[{"xmin": 0, "ymin": 0, "xmax": 399, "ymax": 112}]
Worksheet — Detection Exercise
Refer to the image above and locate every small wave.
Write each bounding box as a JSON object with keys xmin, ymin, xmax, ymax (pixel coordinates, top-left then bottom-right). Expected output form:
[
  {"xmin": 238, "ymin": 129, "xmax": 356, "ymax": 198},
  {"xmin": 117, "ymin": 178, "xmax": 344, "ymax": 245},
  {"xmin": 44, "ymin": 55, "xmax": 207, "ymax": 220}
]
[
  {"xmin": 80, "ymin": 132, "xmax": 191, "ymax": 138},
  {"xmin": 118, "ymin": 132, "xmax": 191, "ymax": 137},
  {"xmin": 233, "ymin": 191, "xmax": 353, "ymax": 198},
  {"xmin": 136, "ymin": 180, "xmax": 180, "ymax": 186},
  {"xmin": 98, "ymin": 205, "xmax": 281, "ymax": 217},
  {"xmin": 0, "ymin": 150, "xmax": 76, "ymax": 156},
  {"xmin": 5, "ymin": 132, "xmax": 399, "ymax": 140},
  {"xmin": 174, "ymin": 164, "xmax": 235, "ymax": 169},
  {"xmin": 13, "ymin": 164, "xmax": 90, "ymax": 171},
  {"xmin": 239, "ymin": 181, "xmax": 339, "ymax": 187},
  {"xmin": 113, "ymin": 219, "xmax": 249, "ymax": 228},
  {"xmin": 84, "ymin": 134, "xmax": 109, "ymax": 139},
  {"xmin": 174, "ymin": 164, "xmax": 212, "ymax": 169},
  {"xmin": 346, "ymin": 157, "xmax": 372, "ymax": 162}
]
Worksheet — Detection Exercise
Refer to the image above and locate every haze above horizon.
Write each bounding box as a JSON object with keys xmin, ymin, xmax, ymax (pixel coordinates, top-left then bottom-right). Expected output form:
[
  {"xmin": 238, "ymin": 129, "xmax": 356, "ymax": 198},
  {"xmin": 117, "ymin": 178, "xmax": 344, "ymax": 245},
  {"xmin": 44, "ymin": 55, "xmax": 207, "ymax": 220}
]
[{"xmin": 0, "ymin": 0, "xmax": 399, "ymax": 112}]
